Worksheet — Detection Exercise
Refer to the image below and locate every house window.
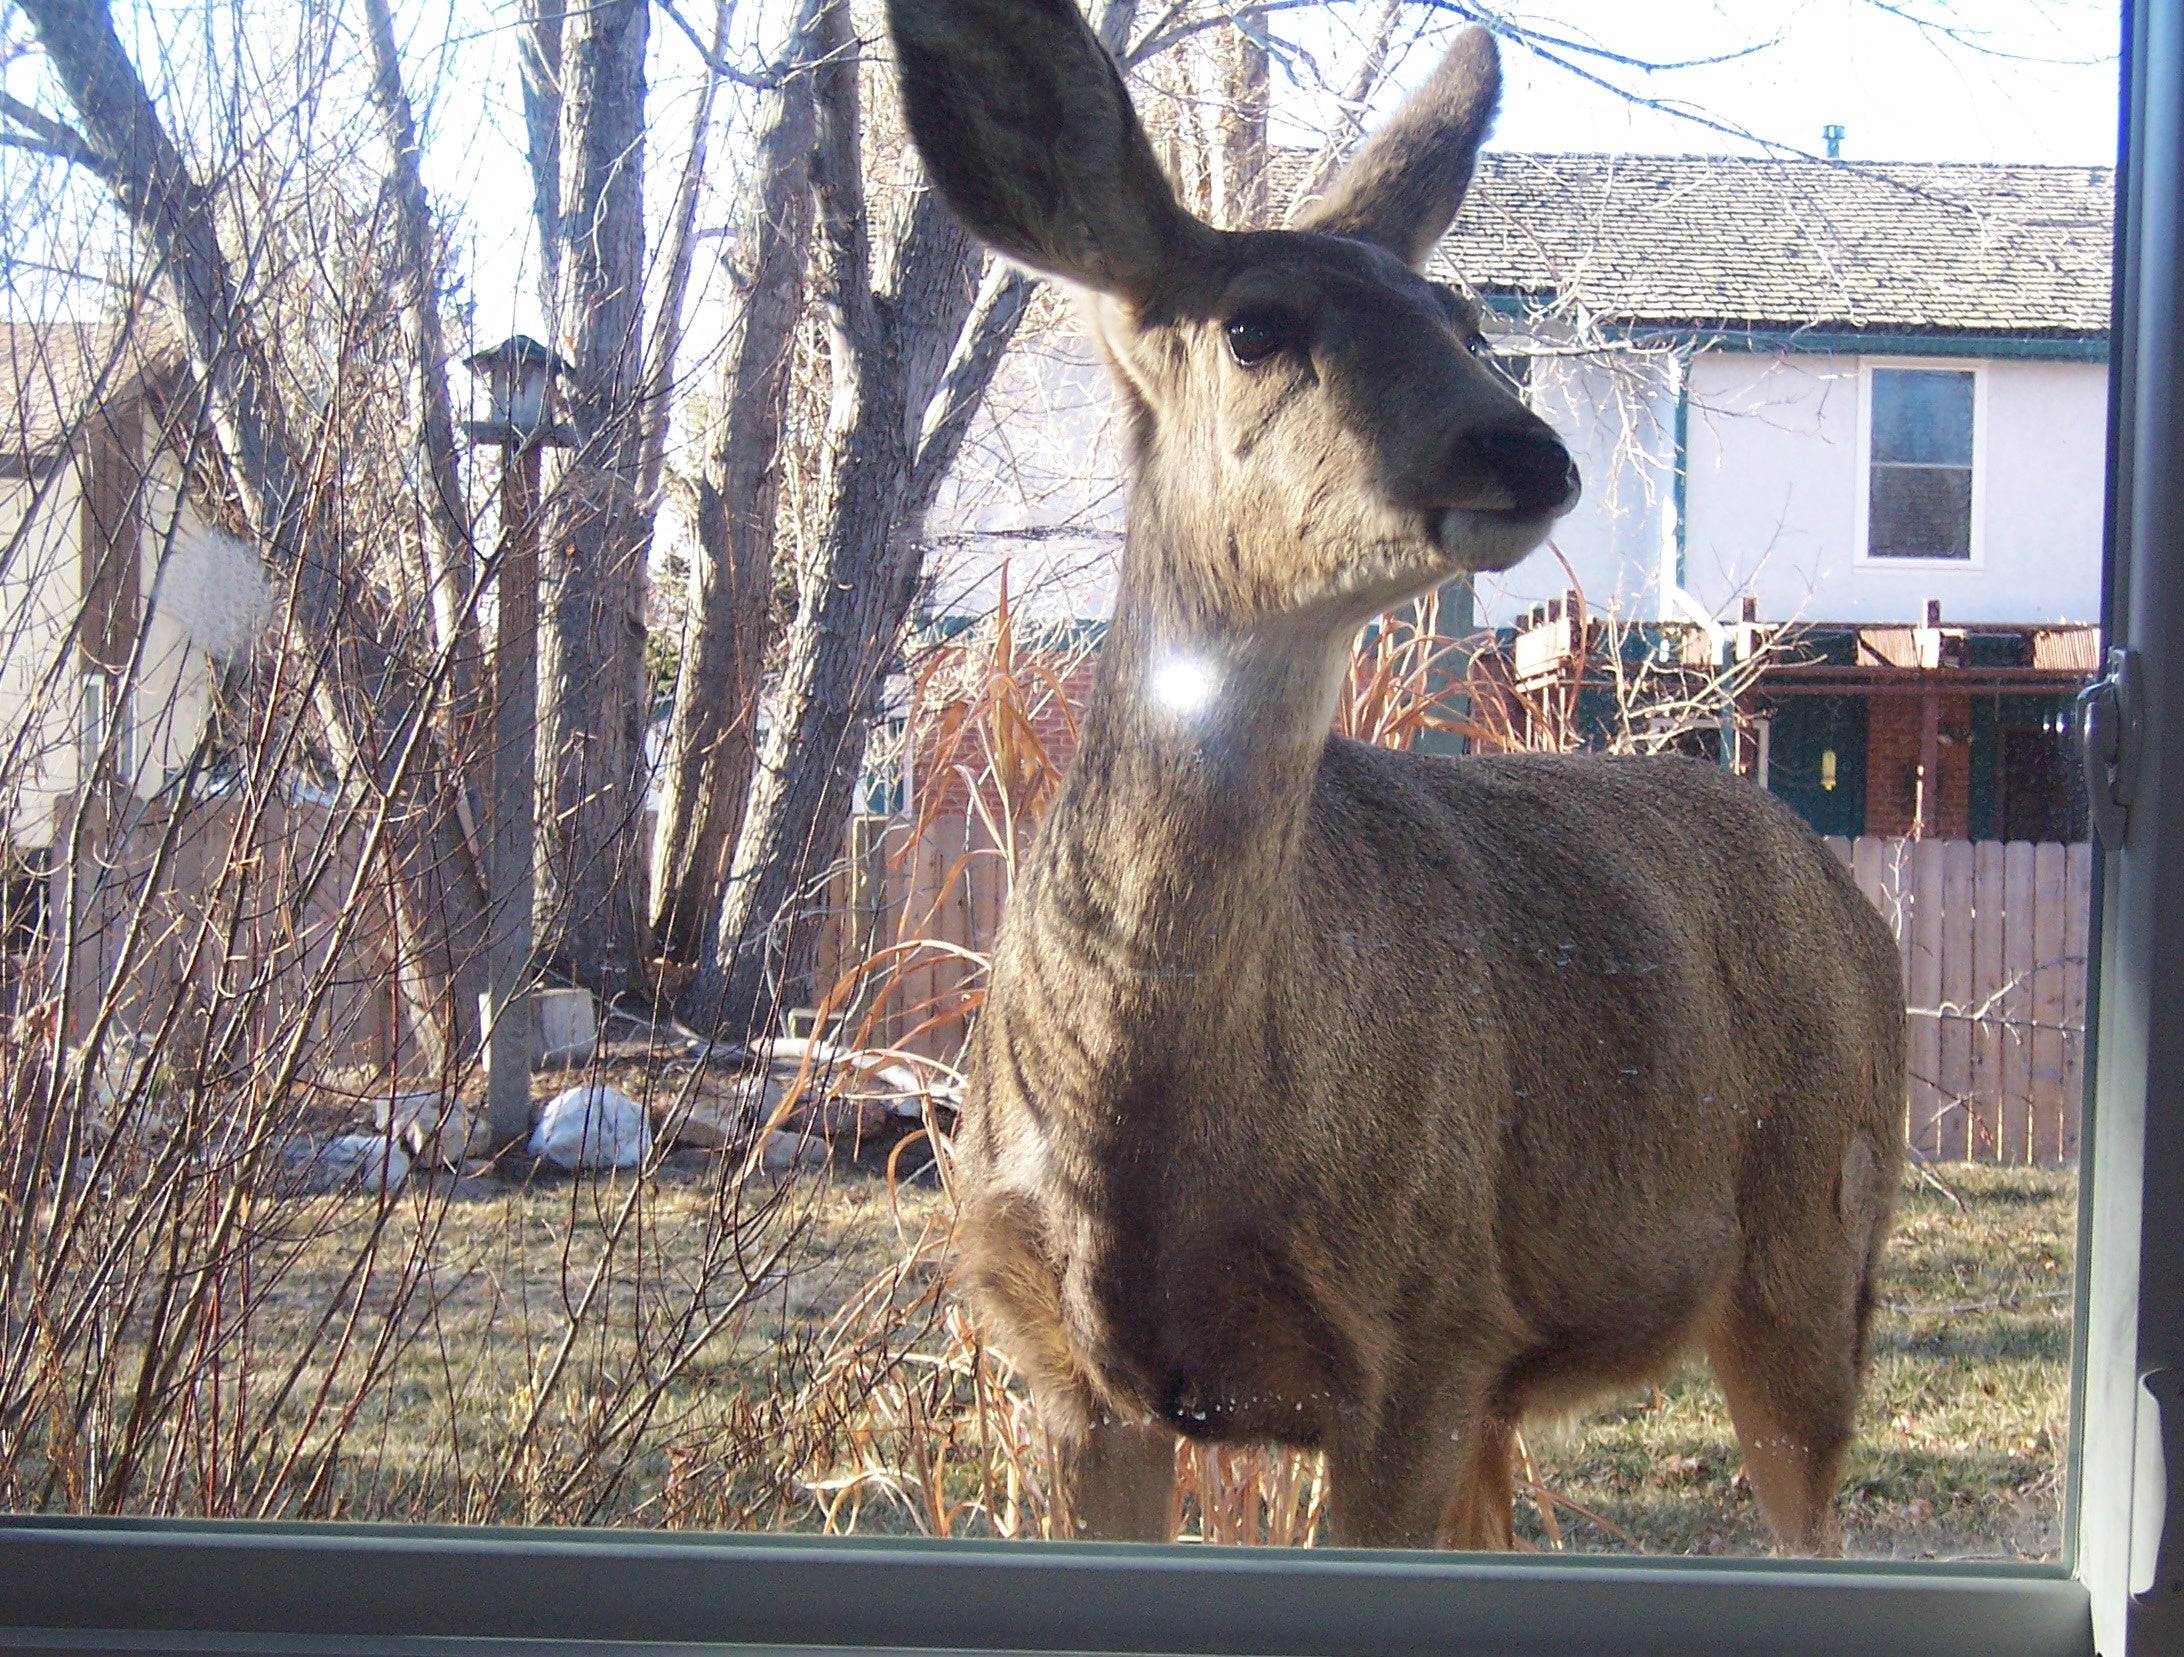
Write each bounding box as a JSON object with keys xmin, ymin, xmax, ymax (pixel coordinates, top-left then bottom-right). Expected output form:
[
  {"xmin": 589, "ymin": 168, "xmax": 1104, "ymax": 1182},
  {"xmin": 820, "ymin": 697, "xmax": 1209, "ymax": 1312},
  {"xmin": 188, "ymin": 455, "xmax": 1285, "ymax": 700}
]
[
  {"xmin": 79, "ymin": 670, "xmax": 136, "ymax": 796},
  {"xmin": 1866, "ymin": 366, "xmax": 1976, "ymax": 559}
]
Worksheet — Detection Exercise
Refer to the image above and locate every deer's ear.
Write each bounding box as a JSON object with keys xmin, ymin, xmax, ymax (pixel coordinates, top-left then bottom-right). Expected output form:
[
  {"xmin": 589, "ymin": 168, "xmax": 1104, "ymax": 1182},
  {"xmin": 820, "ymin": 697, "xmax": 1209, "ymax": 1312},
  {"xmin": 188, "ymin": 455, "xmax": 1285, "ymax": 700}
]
[
  {"xmin": 887, "ymin": 0, "xmax": 1201, "ymax": 300},
  {"xmin": 1298, "ymin": 26, "xmax": 1500, "ymax": 268}
]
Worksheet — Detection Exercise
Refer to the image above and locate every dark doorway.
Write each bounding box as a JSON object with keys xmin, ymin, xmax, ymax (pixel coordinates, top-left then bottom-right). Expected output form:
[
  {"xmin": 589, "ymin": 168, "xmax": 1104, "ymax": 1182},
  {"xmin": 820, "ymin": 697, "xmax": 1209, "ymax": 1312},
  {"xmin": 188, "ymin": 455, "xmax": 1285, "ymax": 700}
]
[{"xmin": 1997, "ymin": 717, "xmax": 2091, "ymax": 842}]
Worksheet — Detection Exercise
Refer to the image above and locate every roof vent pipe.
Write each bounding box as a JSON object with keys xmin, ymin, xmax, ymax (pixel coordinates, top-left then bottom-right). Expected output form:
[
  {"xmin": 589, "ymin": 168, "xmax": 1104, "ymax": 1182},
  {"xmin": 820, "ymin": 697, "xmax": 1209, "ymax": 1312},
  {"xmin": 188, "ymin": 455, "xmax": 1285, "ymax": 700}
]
[{"xmin": 1823, "ymin": 124, "xmax": 1845, "ymax": 159}]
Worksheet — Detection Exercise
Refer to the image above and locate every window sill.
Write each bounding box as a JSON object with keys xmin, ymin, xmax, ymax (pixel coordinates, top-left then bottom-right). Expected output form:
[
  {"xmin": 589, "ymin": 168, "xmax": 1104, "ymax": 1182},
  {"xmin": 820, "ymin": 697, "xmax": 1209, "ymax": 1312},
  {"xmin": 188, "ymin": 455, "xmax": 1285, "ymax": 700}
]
[{"xmin": 0, "ymin": 1517, "xmax": 2092, "ymax": 1657}]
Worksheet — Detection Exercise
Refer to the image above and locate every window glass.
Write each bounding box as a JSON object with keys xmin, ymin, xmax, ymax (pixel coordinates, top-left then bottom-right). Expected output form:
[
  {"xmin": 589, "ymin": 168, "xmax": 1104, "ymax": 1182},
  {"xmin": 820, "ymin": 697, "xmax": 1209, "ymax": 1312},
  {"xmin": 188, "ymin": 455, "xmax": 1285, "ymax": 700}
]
[
  {"xmin": 1869, "ymin": 368, "xmax": 1977, "ymax": 559},
  {"xmin": 0, "ymin": 0, "xmax": 2114, "ymax": 1577},
  {"xmin": 1872, "ymin": 367, "xmax": 1975, "ymax": 466}
]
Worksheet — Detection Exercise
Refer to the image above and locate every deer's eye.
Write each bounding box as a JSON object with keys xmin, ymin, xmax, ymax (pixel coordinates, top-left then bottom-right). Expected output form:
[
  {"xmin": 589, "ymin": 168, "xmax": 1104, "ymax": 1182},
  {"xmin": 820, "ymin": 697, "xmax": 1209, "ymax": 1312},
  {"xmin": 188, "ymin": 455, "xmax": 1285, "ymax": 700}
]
[{"xmin": 1225, "ymin": 310, "xmax": 1293, "ymax": 367}]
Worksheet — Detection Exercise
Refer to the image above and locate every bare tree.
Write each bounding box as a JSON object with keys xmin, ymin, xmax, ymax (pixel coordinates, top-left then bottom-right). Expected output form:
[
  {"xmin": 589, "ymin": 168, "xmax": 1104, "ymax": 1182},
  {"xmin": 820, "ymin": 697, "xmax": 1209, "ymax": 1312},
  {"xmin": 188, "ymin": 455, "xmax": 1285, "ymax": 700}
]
[
  {"xmin": 533, "ymin": 0, "xmax": 657, "ymax": 994},
  {"xmin": 650, "ymin": 0, "xmax": 824, "ymax": 965},
  {"xmin": 1216, "ymin": 6, "xmax": 1270, "ymax": 226},
  {"xmin": 680, "ymin": 0, "xmax": 1141, "ymax": 1038},
  {"xmin": 360, "ymin": 0, "xmax": 484, "ymax": 770},
  {"xmin": 520, "ymin": 0, "xmax": 566, "ymax": 317}
]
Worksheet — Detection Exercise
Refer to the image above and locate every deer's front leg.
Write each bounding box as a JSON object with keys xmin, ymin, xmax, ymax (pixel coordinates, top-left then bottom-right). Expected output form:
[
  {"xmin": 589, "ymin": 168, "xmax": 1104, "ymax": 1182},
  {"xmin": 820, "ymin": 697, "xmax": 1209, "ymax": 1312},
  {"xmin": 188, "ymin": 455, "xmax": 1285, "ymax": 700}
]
[
  {"xmin": 1437, "ymin": 1412, "xmax": 1519, "ymax": 1550},
  {"xmin": 1325, "ymin": 1377, "xmax": 1508, "ymax": 1551},
  {"xmin": 1064, "ymin": 1412, "xmax": 1178, "ymax": 1541}
]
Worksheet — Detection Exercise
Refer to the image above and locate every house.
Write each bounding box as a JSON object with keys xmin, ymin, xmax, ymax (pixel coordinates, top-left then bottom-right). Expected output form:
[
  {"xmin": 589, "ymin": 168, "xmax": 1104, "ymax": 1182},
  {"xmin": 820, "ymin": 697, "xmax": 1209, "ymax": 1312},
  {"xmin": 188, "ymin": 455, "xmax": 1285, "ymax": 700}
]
[
  {"xmin": 1437, "ymin": 153, "xmax": 2110, "ymax": 630},
  {"xmin": 0, "ymin": 324, "xmax": 401, "ymax": 1064},
  {"xmin": 0, "ymin": 318, "xmax": 278, "ymax": 995},
  {"xmin": 1448, "ymin": 154, "xmax": 2112, "ymax": 841},
  {"xmin": 0, "ymin": 321, "xmax": 259, "ymax": 854},
  {"xmin": 920, "ymin": 151, "xmax": 2114, "ymax": 842},
  {"xmin": 1482, "ymin": 598, "xmax": 2100, "ymax": 843}
]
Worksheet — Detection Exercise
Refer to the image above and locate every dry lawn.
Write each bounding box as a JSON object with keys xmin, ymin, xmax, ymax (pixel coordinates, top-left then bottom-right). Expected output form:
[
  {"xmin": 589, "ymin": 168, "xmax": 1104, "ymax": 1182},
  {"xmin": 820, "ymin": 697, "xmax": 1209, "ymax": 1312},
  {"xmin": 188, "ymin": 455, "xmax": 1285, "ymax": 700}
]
[{"xmin": 220, "ymin": 1153, "xmax": 2070, "ymax": 1558}]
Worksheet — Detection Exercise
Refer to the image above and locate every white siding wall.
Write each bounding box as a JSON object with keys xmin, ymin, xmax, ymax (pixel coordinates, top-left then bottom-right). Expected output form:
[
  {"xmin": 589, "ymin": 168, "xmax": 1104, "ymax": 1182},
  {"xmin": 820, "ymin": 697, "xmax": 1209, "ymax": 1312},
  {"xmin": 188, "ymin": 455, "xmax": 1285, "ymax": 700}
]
[
  {"xmin": 133, "ymin": 448, "xmax": 217, "ymax": 795},
  {"xmin": 924, "ymin": 311, "xmax": 1127, "ymax": 623},
  {"xmin": 1682, "ymin": 351, "xmax": 2104, "ymax": 625},
  {"xmin": 1472, "ymin": 346, "xmax": 1677, "ymax": 627},
  {"xmin": 0, "ymin": 465, "xmax": 85, "ymax": 845},
  {"xmin": 0, "ymin": 440, "xmax": 224, "ymax": 848},
  {"xmin": 922, "ymin": 328, "xmax": 2107, "ymax": 635}
]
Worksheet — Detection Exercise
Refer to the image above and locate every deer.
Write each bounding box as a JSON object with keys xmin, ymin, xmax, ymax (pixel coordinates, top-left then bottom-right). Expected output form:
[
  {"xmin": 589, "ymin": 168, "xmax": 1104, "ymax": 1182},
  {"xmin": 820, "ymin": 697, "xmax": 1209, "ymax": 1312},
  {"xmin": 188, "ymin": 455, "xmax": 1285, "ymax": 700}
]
[{"xmin": 887, "ymin": 0, "xmax": 1907, "ymax": 1556}]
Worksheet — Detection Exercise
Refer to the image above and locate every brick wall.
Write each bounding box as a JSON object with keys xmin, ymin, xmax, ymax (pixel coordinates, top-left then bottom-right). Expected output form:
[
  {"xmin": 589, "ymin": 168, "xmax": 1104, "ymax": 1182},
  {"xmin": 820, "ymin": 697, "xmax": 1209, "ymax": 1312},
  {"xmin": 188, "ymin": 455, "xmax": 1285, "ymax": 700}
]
[{"xmin": 1864, "ymin": 694, "xmax": 1972, "ymax": 839}]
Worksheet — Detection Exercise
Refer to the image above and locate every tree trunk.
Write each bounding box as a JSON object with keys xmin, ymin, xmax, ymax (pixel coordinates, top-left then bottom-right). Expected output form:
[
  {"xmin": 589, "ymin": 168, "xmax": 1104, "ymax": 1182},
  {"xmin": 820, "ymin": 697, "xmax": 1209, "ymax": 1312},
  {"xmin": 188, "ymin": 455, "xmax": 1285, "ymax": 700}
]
[
  {"xmin": 519, "ymin": 0, "xmax": 564, "ymax": 318},
  {"xmin": 680, "ymin": 0, "xmax": 1139, "ymax": 1040},
  {"xmin": 636, "ymin": 0, "xmax": 732, "ymax": 516},
  {"xmin": 649, "ymin": 3, "xmax": 821, "ymax": 964},
  {"xmin": 20, "ymin": 0, "xmax": 491, "ymax": 1066},
  {"xmin": 360, "ymin": 0, "xmax": 486, "ymax": 784},
  {"xmin": 1216, "ymin": 7, "xmax": 1269, "ymax": 228},
  {"xmin": 534, "ymin": 0, "xmax": 654, "ymax": 996}
]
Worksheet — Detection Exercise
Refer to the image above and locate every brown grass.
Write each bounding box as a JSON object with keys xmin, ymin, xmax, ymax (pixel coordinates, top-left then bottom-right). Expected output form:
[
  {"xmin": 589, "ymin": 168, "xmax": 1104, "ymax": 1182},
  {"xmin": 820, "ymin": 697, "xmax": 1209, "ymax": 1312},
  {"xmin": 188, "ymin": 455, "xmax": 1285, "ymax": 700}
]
[{"xmin": 0, "ymin": 1144, "xmax": 2066, "ymax": 1554}]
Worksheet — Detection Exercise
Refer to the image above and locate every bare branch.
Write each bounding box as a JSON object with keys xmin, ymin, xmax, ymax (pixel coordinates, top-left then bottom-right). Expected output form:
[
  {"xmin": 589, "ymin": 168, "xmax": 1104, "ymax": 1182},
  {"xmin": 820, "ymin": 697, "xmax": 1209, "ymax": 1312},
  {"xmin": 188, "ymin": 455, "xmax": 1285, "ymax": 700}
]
[
  {"xmin": 654, "ymin": 0, "xmax": 783, "ymax": 87},
  {"xmin": 360, "ymin": 0, "xmax": 484, "ymax": 755},
  {"xmin": 0, "ymin": 89, "xmax": 108, "ymax": 178},
  {"xmin": 908, "ymin": 266, "xmax": 1037, "ymax": 519},
  {"xmin": 1852, "ymin": 0, "xmax": 2117, "ymax": 66}
]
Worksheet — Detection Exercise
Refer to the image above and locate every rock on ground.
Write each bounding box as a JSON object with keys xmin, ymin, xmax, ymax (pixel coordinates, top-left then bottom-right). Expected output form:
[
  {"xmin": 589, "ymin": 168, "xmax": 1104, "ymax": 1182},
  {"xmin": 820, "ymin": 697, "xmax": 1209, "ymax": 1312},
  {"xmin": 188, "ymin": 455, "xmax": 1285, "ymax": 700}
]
[
  {"xmin": 530, "ymin": 1084, "xmax": 651, "ymax": 1171},
  {"xmin": 759, "ymin": 1129, "xmax": 829, "ymax": 1176},
  {"xmin": 656, "ymin": 1092, "xmax": 748, "ymax": 1151},
  {"xmin": 282, "ymin": 1134, "xmax": 411, "ymax": 1194},
  {"xmin": 376, "ymin": 1091, "xmax": 487, "ymax": 1168}
]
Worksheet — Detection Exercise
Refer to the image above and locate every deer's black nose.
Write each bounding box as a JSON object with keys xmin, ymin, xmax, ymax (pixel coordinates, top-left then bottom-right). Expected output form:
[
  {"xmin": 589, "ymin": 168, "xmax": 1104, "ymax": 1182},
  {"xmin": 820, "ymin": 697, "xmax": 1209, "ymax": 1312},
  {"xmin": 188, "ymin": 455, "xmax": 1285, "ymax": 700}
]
[{"xmin": 1471, "ymin": 425, "xmax": 1580, "ymax": 517}]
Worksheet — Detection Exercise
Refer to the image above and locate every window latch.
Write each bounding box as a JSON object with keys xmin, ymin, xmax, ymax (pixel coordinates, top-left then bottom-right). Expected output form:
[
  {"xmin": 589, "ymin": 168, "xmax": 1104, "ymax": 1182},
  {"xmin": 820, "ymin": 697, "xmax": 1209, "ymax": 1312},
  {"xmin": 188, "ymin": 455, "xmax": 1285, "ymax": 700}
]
[
  {"xmin": 2135, "ymin": 1368, "xmax": 2184, "ymax": 1603},
  {"xmin": 2079, "ymin": 645, "xmax": 2144, "ymax": 852}
]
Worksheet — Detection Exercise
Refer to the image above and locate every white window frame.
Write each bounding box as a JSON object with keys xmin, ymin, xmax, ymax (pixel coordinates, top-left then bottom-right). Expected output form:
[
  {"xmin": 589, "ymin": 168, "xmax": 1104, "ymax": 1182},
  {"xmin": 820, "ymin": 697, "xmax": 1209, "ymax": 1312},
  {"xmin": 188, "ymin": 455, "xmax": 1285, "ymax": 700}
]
[
  {"xmin": 6, "ymin": 8, "xmax": 2180, "ymax": 1657},
  {"xmin": 1853, "ymin": 358, "xmax": 1989, "ymax": 569}
]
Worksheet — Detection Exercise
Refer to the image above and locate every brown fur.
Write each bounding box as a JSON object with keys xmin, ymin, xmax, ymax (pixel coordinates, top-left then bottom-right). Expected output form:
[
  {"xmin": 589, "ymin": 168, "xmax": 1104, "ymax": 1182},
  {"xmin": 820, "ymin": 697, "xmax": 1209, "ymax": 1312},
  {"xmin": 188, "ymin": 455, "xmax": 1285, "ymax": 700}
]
[{"xmin": 887, "ymin": 0, "xmax": 1907, "ymax": 1554}]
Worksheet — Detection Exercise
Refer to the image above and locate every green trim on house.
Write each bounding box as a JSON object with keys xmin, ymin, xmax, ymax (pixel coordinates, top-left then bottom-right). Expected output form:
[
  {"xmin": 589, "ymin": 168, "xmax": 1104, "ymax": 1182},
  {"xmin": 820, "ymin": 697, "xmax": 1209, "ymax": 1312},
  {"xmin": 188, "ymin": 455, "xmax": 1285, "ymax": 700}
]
[
  {"xmin": 1478, "ymin": 294, "xmax": 2107, "ymax": 360},
  {"xmin": 1765, "ymin": 694, "xmax": 1869, "ymax": 841},
  {"xmin": 915, "ymin": 614, "xmax": 1111, "ymax": 650},
  {"xmin": 1677, "ymin": 328, "xmax": 2108, "ymax": 362},
  {"xmin": 1671, "ymin": 359, "xmax": 1691, "ymax": 586}
]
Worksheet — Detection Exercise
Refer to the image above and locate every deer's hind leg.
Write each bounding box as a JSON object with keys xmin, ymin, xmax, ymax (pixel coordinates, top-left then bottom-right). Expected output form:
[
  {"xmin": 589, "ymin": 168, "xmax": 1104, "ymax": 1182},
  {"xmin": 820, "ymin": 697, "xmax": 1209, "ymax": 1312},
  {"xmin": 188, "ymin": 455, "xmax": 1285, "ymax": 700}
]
[
  {"xmin": 1706, "ymin": 1122, "xmax": 1894, "ymax": 1557},
  {"xmin": 1703, "ymin": 1272, "xmax": 1873, "ymax": 1556}
]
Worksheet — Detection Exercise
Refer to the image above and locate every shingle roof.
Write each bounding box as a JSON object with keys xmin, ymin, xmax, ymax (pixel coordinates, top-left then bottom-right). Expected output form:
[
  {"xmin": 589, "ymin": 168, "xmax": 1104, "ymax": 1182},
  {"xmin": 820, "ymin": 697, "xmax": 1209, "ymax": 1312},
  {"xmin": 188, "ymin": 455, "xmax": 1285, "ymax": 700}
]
[
  {"xmin": 0, "ymin": 320, "xmax": 183, "ymax": 463},
  {"xmin": 1287, "ymin": 152, "xmax": 2113, "ymax": 337}
]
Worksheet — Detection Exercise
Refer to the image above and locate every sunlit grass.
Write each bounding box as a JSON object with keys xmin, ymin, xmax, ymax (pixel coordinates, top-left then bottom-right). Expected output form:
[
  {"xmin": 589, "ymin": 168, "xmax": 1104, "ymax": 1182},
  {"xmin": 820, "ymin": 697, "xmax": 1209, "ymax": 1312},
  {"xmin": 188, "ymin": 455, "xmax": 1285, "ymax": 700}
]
[
  {"xmin": 176, "ymin": 1156, "xmax": 2069, "ymax": 1557},
  {"xmin": 1513, "ymin": 1163, "xmax": 2072, "ymax": 1559}
]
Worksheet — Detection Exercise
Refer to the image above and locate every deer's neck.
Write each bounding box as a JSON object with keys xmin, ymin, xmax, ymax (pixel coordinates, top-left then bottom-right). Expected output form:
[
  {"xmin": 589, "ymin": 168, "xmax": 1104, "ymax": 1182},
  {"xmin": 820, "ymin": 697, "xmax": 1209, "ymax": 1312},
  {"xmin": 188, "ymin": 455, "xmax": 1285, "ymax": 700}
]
[{"xmin": 1015, "ymin": 557, "xmax": 1347, "ymax": 1020}]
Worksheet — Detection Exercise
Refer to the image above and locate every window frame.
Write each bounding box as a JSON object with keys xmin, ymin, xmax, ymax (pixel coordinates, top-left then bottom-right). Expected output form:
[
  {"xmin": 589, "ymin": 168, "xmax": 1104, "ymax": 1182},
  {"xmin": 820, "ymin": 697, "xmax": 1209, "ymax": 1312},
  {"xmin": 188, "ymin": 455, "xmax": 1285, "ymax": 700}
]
[
  {"xmin": 1854, "ymin": 358, "xmax": 1989, "ymax": 568},
  {"xmin": 9, "ymin": 3, "xmax": 2184, "ymax": 1654}
]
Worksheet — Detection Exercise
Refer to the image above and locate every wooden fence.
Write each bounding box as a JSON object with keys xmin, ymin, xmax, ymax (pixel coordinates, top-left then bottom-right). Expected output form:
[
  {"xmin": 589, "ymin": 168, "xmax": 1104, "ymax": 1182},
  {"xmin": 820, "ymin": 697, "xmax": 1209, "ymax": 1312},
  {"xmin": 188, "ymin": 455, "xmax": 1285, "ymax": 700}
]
[
  {"xmin": 49, "ymin": 795, "xmax": 2095, "ymax": 1165},
  {"xmin": 49, "ymin": 792, "xmax": 407, "ymax": 1078},
  {"xmin": 1823, "ymin": 836, "xmax": 2091, "ymax": 1165},
  {"xmin": 812, "ymin": 812, "xmax": 1006, "ymax": 1062},
  {"xmin": 825, "ymin": 819, "xmax": 2093, "ymax": 1165}
]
